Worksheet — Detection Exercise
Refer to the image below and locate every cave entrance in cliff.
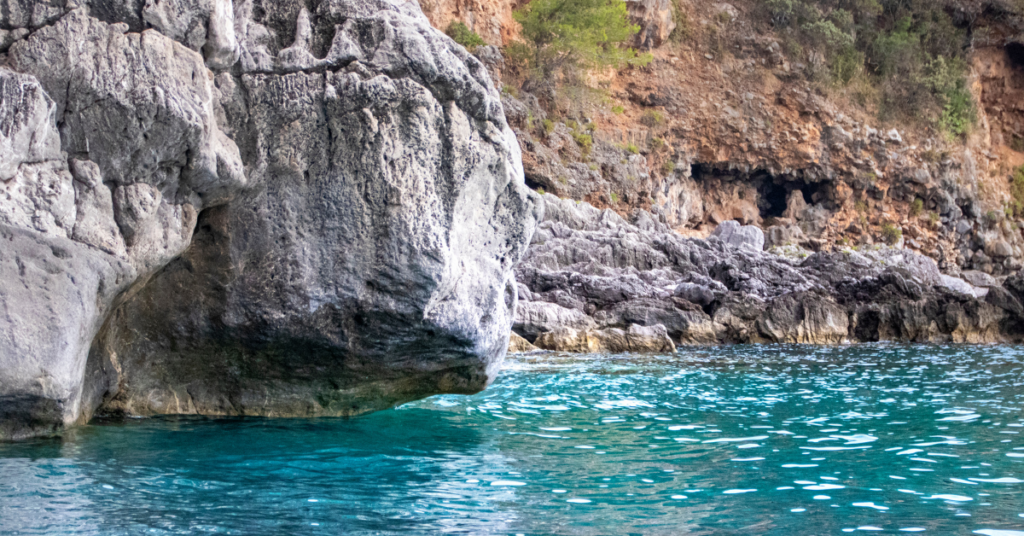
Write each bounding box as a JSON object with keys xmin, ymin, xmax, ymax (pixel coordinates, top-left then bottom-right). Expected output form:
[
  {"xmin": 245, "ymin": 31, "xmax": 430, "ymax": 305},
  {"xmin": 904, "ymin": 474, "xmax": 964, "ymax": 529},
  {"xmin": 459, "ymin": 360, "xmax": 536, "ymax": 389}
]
[
  {"xmin": 1007, "ymin": 42, "xmax": 1024, "ymax": 70},
  {"xmin": 523, "ymin": 174, "xmax": 546, "ymax": 193},
  {"xmin": 758, "ymin": 179, "xmax": 826, "ymax": 219},
  {"xmin": 691, "ymin": 164, "xmax": 826, "ymax": 220}
]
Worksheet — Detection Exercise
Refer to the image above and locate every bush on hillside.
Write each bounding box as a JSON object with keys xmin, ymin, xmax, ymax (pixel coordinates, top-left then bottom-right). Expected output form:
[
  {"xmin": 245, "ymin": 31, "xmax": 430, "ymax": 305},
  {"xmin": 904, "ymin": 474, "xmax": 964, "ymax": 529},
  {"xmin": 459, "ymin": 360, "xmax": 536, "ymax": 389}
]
[
  {"xmin": 445, "ymin": 22, "xmax": 485, "ymax": 51},
  {"xmin": 511, "ymin": 0, "xmax": 652, "ymax": 85},
  {"xmin": 755, "ymin": 0, "xmax": 975, "ymax": 138}
]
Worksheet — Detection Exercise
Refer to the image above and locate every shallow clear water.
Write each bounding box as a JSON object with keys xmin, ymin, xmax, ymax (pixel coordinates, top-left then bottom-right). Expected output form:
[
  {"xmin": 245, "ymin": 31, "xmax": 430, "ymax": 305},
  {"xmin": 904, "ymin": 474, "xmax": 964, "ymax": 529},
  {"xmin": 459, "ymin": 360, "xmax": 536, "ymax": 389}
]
[{"xmin": 2, "ymin": 345, "xmax": 1024, "ymax": 535}]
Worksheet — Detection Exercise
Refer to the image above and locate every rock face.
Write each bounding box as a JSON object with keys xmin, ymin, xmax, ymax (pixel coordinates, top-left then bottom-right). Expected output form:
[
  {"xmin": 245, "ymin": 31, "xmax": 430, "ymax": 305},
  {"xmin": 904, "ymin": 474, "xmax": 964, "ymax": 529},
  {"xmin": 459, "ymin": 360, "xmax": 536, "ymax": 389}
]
[
  {"xmin": 515, "ymin": 194, "xmax": 1024, "ymax": 348},
  {"xmin": 0, "ymin": 0, "xmax": 537, "ymax": 439}
]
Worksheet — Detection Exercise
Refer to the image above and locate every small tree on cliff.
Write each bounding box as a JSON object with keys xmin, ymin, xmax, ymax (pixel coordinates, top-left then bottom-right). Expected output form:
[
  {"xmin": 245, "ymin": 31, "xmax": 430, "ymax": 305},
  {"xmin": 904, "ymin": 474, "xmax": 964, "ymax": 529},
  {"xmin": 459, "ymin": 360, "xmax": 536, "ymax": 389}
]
[{"xmin": 511, "ymin": 0, "xmax": 651, "ymax": 87}]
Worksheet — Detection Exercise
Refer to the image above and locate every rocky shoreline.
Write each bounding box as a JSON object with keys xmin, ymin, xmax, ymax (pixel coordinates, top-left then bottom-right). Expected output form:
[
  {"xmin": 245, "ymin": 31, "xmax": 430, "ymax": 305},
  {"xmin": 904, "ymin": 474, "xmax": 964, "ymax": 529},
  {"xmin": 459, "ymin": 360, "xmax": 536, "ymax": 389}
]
[
  {"xmin": 3, "ymin": 0, "xmax": 1024, "ymax": 442},
  {"xmin": 512, "ymin": 194, "xmax": 1024, "ymax": 352}
]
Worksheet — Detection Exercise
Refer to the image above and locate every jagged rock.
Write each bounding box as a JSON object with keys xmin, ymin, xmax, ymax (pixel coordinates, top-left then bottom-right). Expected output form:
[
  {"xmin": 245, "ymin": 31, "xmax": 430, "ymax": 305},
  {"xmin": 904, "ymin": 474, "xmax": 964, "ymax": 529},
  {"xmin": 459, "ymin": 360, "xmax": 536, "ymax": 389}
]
[
  {"xmin": 0, "ymin": 0, "xmax": 537, "ymax": 438},
  {"xmin": 1, "ymin": 18, "xmax": 244, "ymax": 438},
  {"xmin": 756, "ymin": 292, "xmax": 849, "ymax": 343},
  {"xmin": 765, "ymin": 224, "xmax": 806, "ymax": 249},
  {"xmin": 508, "ymin": 332, "xmax": 538, "ymax": 353},
  {"xmin": 515, "ymin": 301, "xmax": 597, "ymax": 341},
  {"xmin": 515, "ymin": 195, "xmax": 1022, "ymax": 350},
  {"xmin": 710, "ymin": 220, "xmax": 766, "ymax": 252},
  {"xmin": 85, "ymin": 0, "xmax": 538, "ymax": 421},
  {"xmin": 627, "ymin": 0, "xmax": 676, "ymax": 49},
  {"xmin": 940, "ymin": 274, "xmax": 988, "ymax": 298},
  {"xmin": 962, "ymin": 270, "xmax": 999, "ymax": 288},
  {"xmin": 534, "ymin": 324, "xmax": 675, "ymax": 353}
]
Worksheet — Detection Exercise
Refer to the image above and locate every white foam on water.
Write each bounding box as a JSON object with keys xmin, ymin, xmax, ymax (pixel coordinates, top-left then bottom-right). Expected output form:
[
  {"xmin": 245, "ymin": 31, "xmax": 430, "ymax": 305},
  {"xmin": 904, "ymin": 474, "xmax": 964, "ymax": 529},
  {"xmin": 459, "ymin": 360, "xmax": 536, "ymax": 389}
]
[
  {"xmin": 723, "ymin": 489, "xmax": 757, "ymax": 494},
  {"xmin": 852, "ymin": 502, "xmax": 889, "ymax": 511},
  {"xmin": 969, "ymin": 478, "xmax": 1023, "ymax": 484},
  {"xmin": 801, "ymin": 446, "xmax": 871, "ymax": 451},
  {"xmin": 703, "ymin": 436, "xmax": 769, "ymax": 444},
  {"xmin": 950, "ymin": 478, "xmax": 978, "ymax": 485},
  {"xmin": 924, "ymin": 494, "xmax": 972, "ymax": 501},
  {"xmin": 804, "ymin": 484, "xmax": 845, "ymax": 491},
  {"xmin": 791, "ymin": 508, "xmax": 806, "ymax": 512},
  {"xmin": 813, "ymin": 495, "xmax": 831, "ymax": 500},
  {"xmin": 782, "ymin": 464, "xmax": 818, "ymax": 468},
  {"xmin": 731, "ymin": 457, "xmax": 765, "ymax": 462},
  {"xmin": 566, "ymin": 498, "xmax": 591, "ymax": 504},
  {"xmin": 899, "ymin": 529, "xmax": 926, "ymax": 532},
  {"xmin": 974, "ymin": 530, "xmax": 1024, "ymax": 536}
]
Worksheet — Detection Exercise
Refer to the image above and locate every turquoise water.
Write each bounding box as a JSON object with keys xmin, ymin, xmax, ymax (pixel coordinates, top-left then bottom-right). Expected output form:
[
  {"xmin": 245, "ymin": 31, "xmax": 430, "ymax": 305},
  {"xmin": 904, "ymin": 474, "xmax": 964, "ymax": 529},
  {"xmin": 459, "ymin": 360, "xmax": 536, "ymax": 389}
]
[{"xmin": 2, "ymin": 346, "xmax": 1023, "ymax": 535}]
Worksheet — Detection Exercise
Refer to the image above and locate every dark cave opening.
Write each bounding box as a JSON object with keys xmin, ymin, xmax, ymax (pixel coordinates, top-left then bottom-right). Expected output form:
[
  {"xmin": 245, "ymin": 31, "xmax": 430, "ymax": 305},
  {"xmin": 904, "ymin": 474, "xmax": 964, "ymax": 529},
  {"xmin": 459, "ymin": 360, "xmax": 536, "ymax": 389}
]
[
  {"xmin": 691, "ymin": 164, "xmax": 826, "ymax": 220},
  {"xmin": 758, "ymin": 180, "xmax": 827, "ymax": 219},
  {"xmin": 523, "ymin": 174, "xmax": 546, "ymax": 192},
  {"xmin": 1006, "ymin": 42, "xmax": 1024, "ymax": 70},
  {"xmin": 759, "ymin": 180, "xmax": 791, "ymax": 218}
]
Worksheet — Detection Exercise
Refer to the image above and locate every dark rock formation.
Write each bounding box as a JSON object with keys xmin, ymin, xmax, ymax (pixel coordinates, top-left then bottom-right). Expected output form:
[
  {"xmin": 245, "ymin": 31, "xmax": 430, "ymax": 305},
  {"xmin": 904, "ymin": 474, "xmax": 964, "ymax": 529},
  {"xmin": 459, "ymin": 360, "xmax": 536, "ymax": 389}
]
[
  {"xmin": 0, "ymin": 0, "xmax": 537, "ymax": 439},
  {"xmin": 514, "ymin": 194, "xmax": 1023, "ymax": 348}
]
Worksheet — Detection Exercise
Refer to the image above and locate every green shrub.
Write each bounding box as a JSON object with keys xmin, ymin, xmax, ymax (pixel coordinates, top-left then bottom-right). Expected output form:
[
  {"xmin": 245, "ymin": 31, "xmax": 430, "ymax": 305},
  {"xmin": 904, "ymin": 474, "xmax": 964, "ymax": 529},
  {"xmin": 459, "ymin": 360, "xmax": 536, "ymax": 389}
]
[
  {"xmin": 610, "ymin": 192, "xmax": 620, "ymax": 203},
  {"xmin": 855, "ymin": 200, "xmax": 868, "ymax": 213},
  {"xmin": 542, "ymin": 119, "xmax": 555, "ymax": 135},
  {"xmin": 445, "ymin": 22, "xmax": 485, "ymax": 51},
  {"xmin": 537, "ymin": 187, "xmax": 546, "ymax": 195},
  {"xmin": 640, "ymin": 110, "xmax": 665, "ymax": 127},
  {"xmin": 572, "ymin": 132, "xmax": 593, "ymax": 153},
  {"xmin": 624, "ymin": 143, "xmax": 639, "ymax": 154},
  {"xmin": 501, "ymin": 84, "xmax": 519, "ymax": 97},
  {"xmin": 669, "ymin": 0, "xmax": 690, "ymax": 42},
  {"xmin": 928, "ymin": 211, "xmax": 940, "ymax": 224},
  {"xmin": 612, "ymin": 105, "xmax": 625, "ymax": 114},
  {"xmin": 512, "ymin": 0, "xmax": 652, "ymax": 84},
  {"xmin": 1011, "ymin": 166, "xmax": 1024, "ymax": 217},
  {"xmin": 764, "ymin": 0, "xmax": 795, "ymax": 27},
  {"xmin": 923, "ymin": 57, "xmax": 976, "ymax": 138},
  {"xmin": 910, "ymin": 198, "xmax": 923, "ymax": 217},
  {"xmin": 830, "ymin": 46, "xmax": 864, "ymax": 85},
  {"xmin": 881, "ymin": 223, "xmax": 902, "ymax": 245},
  {"xmin": 662, "ymin": 160, "xmax": 676, "ymax": 174},
  {"xmin": 650, "ymin": 136, "xmax": 665, "ymax": 150}
]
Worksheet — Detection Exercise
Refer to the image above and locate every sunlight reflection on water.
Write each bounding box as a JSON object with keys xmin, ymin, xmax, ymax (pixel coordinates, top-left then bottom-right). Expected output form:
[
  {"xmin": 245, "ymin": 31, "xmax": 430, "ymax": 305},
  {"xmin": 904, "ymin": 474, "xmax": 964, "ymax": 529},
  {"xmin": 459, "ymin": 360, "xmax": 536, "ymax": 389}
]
[{"xmin": 1, "ymin": 344, "xmax": 1023, "ymax": 535}]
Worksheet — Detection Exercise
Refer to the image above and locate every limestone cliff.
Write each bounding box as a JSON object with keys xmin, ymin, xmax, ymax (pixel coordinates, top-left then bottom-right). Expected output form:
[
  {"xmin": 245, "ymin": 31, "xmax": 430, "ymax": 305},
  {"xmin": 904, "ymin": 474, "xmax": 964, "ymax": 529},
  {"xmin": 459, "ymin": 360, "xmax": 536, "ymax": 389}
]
[
  {"xmin": 0, "ymin": 0, "xmax": 538, "ymax": 439},
  {"xmin": 426, "ymin": 0, "xmax": 1024, "ymax": 278}
]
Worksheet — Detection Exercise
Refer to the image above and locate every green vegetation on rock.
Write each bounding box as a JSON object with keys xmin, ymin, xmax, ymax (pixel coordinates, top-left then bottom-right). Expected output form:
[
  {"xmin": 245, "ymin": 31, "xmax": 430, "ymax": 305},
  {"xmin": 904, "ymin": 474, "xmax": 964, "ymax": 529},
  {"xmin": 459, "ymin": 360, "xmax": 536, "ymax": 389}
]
[
  {"xmin": 758, "ymin": 0, "xmax": 976, "ymax": 138},
  {"xmin": 1010, "ymin": 165, "xmax": 1024, "ymax": 218},
  {"xmin": 511, "ymin": 0, "xmax": 652, "ymax": 85},
  {"xmin": 445, "ymin": 21, "xmax": 485, "ymax": 51},
  {"xmin": 881, "ymin": 222, "xmax": 902, "ymax": 245}
]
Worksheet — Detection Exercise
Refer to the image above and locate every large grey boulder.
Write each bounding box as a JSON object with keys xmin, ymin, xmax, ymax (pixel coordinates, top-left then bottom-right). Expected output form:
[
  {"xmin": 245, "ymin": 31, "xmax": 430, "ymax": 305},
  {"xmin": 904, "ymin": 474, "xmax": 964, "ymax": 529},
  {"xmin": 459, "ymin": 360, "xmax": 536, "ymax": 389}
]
[
  {"xmin": 84, "ymin": 0, "xmax": 538, "ymax": 420},
  {"xmin": 0, "ymin": 0, "xmax": 537, "ymax": 438}
]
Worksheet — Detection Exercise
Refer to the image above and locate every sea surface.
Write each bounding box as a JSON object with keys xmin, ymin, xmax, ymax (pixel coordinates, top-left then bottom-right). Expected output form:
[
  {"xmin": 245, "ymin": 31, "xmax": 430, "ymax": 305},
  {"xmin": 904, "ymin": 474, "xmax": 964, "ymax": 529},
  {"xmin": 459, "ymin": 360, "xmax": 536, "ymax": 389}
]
[{"xmin": 2, "ymin": 345, "xmax": 1023, "ymax": 535}]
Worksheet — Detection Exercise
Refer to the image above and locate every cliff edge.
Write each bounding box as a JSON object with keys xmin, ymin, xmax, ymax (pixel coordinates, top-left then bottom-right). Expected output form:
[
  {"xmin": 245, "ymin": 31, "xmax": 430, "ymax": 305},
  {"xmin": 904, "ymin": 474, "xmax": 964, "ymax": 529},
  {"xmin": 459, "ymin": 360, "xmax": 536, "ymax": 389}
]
[{"xmin": 0, "ymin": 0, "xmax": 539, "ymax": 439}]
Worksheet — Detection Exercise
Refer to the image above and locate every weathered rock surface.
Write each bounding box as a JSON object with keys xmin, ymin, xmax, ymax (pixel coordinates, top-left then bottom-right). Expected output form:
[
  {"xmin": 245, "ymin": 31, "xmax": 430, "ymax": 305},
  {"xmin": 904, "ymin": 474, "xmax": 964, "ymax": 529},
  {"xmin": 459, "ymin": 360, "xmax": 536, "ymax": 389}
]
[
  {"xmin": 515, "ymin": 194, "xmax": 1024, "ymax": 348},
  {"xmin": 0, "ymin": 0, "xmax": 537, "ymax": 438},
  {"xmin": 0, "ymin": 13, "xmax": 243, "ymax": 438}
]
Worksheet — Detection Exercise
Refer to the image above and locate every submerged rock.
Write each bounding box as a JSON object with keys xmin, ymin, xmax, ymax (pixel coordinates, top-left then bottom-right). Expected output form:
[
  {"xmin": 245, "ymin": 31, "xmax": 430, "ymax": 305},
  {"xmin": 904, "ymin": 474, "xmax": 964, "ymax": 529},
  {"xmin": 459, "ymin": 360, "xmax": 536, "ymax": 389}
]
[{"xmin": 0, "ymin": 0, "xmax": 537, "ymax": 439}]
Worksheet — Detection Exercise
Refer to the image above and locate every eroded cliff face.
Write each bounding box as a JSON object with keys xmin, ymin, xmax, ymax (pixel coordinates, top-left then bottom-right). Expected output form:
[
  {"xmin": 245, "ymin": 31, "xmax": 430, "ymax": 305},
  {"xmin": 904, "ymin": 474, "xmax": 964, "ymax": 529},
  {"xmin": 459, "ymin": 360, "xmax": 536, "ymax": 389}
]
[
  {"xmin": 0, "ymin": 0, "xmax": 537, "ymax": 439},
  {"xmin": 425, "ymin": 0, "xmax": 1024, "ymax": 278}
]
